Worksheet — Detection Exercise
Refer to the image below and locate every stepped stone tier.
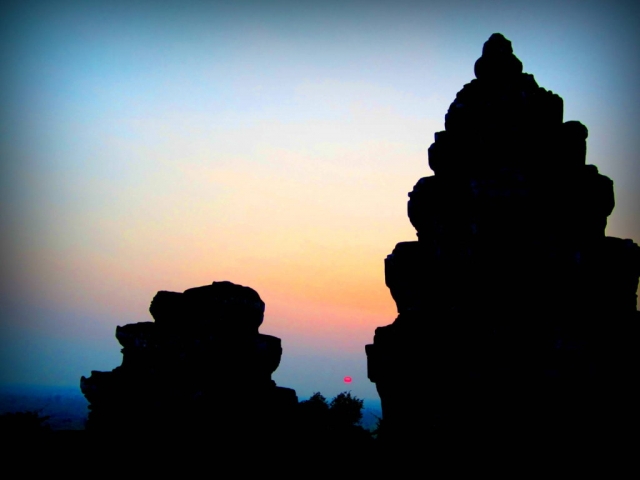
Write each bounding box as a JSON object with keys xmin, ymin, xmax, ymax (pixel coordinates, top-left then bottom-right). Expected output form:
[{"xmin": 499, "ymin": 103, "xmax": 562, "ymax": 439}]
[
  {"xmin": 81, "ymin": 281, "xmax": 297, "ymax": 435},
  {"xmin": 366, "ymin": 34, "xmax": 640, "ymax": 445}
]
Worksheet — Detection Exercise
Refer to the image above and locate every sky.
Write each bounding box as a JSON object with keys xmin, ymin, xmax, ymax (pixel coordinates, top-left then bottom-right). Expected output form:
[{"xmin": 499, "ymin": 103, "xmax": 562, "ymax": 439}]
[{"xmin": 1, "ymin": 0, "xmax": 639, "ymax": 402}]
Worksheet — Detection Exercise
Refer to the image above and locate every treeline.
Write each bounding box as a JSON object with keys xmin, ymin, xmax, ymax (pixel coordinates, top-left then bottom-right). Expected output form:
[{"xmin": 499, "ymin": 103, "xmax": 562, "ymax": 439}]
[{"xmin": 298, "ymin": 391, "xmax": 378, "ymax": 445}]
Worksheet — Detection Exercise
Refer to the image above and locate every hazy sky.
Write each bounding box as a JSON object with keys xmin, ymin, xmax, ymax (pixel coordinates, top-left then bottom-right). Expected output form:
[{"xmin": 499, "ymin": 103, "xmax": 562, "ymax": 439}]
[{"xmin": 1, "ymin": 0, "xmax": 639, "ymax": 401}]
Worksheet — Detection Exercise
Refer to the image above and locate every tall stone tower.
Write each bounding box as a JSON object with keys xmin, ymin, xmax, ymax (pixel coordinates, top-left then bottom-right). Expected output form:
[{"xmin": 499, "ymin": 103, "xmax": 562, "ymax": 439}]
[{"xmin": 366, "ymin": 34, "xmax": 640, "ymax": 445}]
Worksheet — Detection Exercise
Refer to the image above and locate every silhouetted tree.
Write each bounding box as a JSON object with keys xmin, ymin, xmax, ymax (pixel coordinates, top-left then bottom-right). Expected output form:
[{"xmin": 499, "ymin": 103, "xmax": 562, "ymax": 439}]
[
  {"xmin": 329, "ymin": 391, "xmax": 363, "ymax": 426},
  {"xmin": 299, "ymin": 392, "xmax": 329, "ymax": 417},
  {"xmin": 370, "ymin": 414, "xmax": 384, "ymax": 440},
  {"xmin": 298, "ymin": 391, "xmax": 373, "ymax": 445}
]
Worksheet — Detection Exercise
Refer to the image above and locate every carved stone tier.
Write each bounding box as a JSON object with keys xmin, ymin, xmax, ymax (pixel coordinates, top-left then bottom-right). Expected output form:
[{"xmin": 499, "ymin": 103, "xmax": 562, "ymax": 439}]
[{"xmin": 409, "ymin": 164, "xmax": 614, "ymax": 246}]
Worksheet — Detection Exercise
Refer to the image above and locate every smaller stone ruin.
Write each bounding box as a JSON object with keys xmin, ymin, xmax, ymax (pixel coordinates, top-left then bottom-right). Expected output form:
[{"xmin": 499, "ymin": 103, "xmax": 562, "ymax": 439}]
[{"xmin": 81, "ymin": 281, "xmax": 297, "ymax": 436}]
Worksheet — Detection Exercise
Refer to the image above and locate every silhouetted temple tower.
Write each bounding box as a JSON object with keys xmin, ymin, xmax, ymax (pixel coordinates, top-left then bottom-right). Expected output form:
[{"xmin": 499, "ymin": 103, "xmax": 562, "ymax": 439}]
[{"xmin": 366, "ymin": 34, "xmax": 640, "ymax": 444}]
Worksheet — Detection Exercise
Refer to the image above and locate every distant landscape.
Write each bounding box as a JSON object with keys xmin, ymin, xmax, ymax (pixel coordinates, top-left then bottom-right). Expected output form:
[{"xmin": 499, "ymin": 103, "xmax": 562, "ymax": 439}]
[
  {"xmin": 0, "ymin": 385, "xmax": 88, "ymax": 431},
  {"xmin": 0, "ymin": 385, "xmax": 381, "ymax": 432}
]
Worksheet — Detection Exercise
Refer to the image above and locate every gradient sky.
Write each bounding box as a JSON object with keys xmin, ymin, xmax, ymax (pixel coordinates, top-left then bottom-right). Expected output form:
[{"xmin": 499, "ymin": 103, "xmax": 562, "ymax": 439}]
[{"xmin": 1, "ymin": 0, "xmax": 639, "ymax": 401}]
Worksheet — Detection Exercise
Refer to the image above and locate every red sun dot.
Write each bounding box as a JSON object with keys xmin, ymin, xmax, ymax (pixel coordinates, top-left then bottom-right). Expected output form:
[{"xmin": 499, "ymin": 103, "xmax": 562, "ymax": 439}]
[{"xmin": 343, "ymin": 376, "xmax": 352, "ymax": 383}]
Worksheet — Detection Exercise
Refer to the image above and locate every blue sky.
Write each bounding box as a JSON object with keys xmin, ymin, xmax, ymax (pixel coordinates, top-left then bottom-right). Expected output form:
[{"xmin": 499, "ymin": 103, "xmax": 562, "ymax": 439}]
[{"xmin": 1, "ymin": 0, "xmax": 638, "ymax": 401}]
